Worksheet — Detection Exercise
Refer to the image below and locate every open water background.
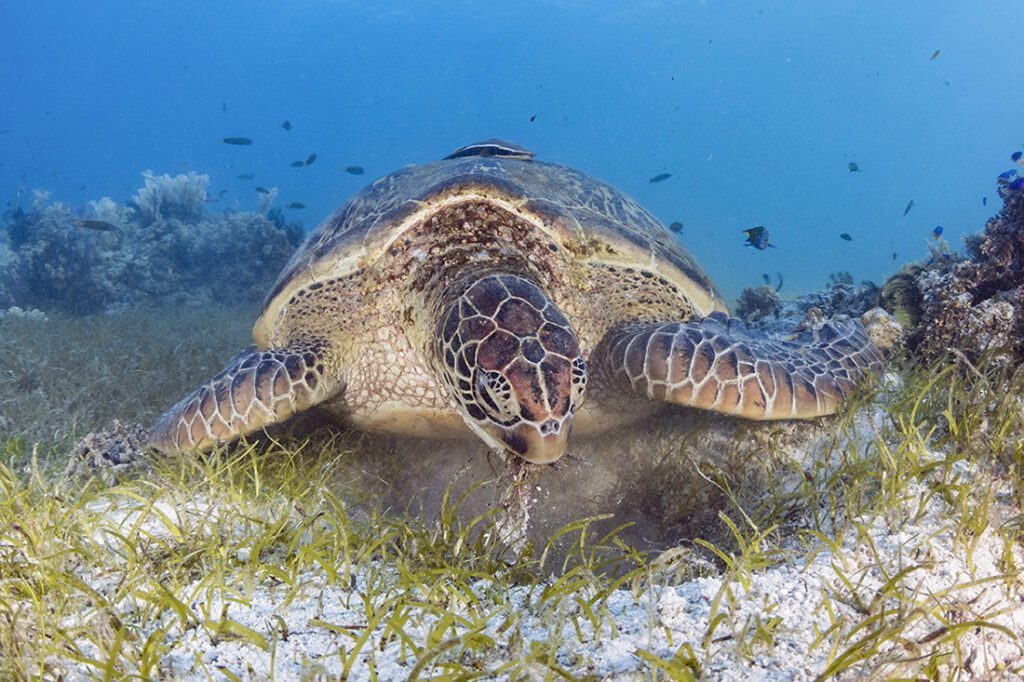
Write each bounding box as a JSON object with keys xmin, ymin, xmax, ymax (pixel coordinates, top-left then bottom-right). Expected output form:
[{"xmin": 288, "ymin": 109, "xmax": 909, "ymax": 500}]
[{"xmin": 1, "ymin": 0, "xmax": 1023, "ymax": 301}]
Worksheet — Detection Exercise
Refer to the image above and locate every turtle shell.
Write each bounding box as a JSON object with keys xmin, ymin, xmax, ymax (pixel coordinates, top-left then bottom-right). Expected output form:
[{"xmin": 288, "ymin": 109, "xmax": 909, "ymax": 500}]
[{"xmin": 255, "ymin": 153, "xmax": 724, "ymax": 342}]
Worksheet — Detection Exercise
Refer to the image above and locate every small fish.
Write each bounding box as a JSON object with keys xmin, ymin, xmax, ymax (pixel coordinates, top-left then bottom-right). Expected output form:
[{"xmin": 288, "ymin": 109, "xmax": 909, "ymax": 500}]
[
  {"xmin": 902, "ymin": 200, "xmax": 915, "ymax": 216},
  {"xmin": 1009, "ymin": 178, "xmax": 1024, "ymax": 191},
  {"xmin": 344, "ymin": 166, "xmax": 365, "ymax": 175},
  {"xmin": 286, "ymin": 202, "xmax": 305, "ymax": 209},
  {"xmin": 221, "ymin": 100, "xmax": 227, "ymax": 113},
  {"xmin": 235, "ymin": 173, "xmax": 254, "ymax": 180},
  {"xmin": 282, "ymin": 120, "xmax": 292, "ymax": 131},
  {"xmin": 839, "ymin": 233, "xmax": 852, "ymax": 241},
  {"xmin": 79, "ymin": 219, "xmax": 116, "ymax": 232},
  {"xmin": 255, "ymin": 186, "xmax": 270, "ymax": 194},
  {"xmin": 742, "ymin": 226, "xmax": 775, "ymax": 250},
  {"xmin": 0, "ymin": 129, "xmax": 10, "ymax": 134},
  {"xmin": 983, "ymin": 196, "xmax": 987, "ymax": 206},
  {"xmin": 930, "ymin": 49, "xmax": 941, "ymax": 61},
  {"xmin": 892, "ymin": 252, "xmax": 898, "ymax": 260},
  {"xmin": 290, "ymin": 160, "xmax": 305, "ymax": 167},
  {"xmin": 668, "ymin": 221, "xmax": 683, "ymax": 233},
  {"xmin": 305, "ymin": 153, "xmax": 317, "ymax": 166},
  {"xmin": 529, "ymin": 114, "xmax": 537, "ymax": 122},
  {"xmin": 219, "ymin": 189, "xmax": 228, "ymax": 196},
  {"xmin": 221, "ymin": 136, "xmax": 252, "ymax": 146},
  {"xmin": 848, "ymin": 162, "xmax": 860, "ymax": 172},
  {"xmin": 932, "ymin": 225, "xmax": 943, "ymax": 238},
  {"xmin": 1012, "ymin": 151, "xmax": 1022, "ymax": 162},
  {"xmin": 998, "ymin": 169, "xmax": 1018, "ymax": 180},
  {"xmin": 649, "ymin": 173, "xmax": 672, "ymax": 184}
]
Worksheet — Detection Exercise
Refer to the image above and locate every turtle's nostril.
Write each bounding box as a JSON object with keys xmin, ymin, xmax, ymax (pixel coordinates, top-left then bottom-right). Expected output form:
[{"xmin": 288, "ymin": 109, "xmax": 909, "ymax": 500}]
[
  {"xmin": 507, "ymin": 417, "xmax": 571, "ymax": 464},
  {"xmin": 538, "ymin": 418, "xmax": 560, "ymax": 436}
]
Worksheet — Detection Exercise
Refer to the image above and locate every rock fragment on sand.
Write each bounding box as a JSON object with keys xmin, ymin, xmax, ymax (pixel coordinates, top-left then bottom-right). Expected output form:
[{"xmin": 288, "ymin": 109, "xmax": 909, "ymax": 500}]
[
  {"xmin": 861, "ymin": 307, "xmax": 904, "ymax": 352},
  {"xmin": 65, "ymin": 420, "xmax": 150, "ymax": 481}
]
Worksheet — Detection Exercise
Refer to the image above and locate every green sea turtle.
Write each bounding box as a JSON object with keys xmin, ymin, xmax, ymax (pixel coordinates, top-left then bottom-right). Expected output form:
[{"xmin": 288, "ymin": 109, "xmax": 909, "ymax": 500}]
[{"xmin": 149, "ymin": 140, "xmax": 883, "ymax": 464}]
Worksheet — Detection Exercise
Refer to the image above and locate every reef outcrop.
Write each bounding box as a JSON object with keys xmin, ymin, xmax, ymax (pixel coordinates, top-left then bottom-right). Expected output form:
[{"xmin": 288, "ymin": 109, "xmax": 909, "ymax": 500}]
[
  {"xmin": 882, "ymin": 182, "xmax": 1024, "ymax": 364},
  {"xmin": 736, "ymin": 179, "xmax": 1024, "ymax": 367},
  {"xmin": 0, "ymin": 172, "xmax": 302, "ymax": 314},
  {"xmin": 0, "ymin": 239, "xmax": 16, "ymax": 309},
  {"xmin": 736, "ymin": 272, "xmax": 881, "ymax": 336}
]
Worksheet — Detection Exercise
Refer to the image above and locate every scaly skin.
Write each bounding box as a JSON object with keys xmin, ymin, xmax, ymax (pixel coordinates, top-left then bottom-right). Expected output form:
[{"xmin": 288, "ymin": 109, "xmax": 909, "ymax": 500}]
[
  {"xmin": 590, "ymin": 313, "xmax": 883, "ymax": 419},
  {"xmin": 433, "ymin": 273, "xmax": 586, "ymax": 463},
  {"xmin": 147, "ymin": 341, "xmax": 337, "ymax": 454}
]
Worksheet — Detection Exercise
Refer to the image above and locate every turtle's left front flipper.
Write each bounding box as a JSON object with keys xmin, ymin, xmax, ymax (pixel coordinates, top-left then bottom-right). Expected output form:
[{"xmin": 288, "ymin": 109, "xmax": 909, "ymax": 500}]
[
  {"xmin": 591, "ymin": 312, "xmax": 883, "ymax": 420},
  {"xmin": 148, "ymin": 341, "xmax": 340, "ymax": 454}
]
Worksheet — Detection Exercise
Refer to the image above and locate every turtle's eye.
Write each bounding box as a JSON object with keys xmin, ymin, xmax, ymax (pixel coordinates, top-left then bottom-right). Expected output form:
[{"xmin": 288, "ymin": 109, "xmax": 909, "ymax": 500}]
[
  {"xmin": 475, "ymin": 369, "xmax": 518, "ymax": 424},
  {"xmin": 569, "ymin": 357, "xmax": 587, "ymax": 412}
]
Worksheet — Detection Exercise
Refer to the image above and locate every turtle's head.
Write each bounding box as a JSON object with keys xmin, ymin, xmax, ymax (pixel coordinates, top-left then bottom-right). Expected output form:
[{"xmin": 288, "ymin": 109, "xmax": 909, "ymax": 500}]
[{"xmin": 436, "ymin": 274, "xmax": 587, "ymax": 464}]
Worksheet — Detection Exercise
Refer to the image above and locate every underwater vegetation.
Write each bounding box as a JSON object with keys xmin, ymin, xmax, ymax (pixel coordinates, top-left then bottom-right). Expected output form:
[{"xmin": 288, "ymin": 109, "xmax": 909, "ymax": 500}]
[
  {"xmin": 0, "ymin": 172, "xmax": 303, "ymax": 314},
  {"xmin": 882, "ymin": 177, "xmax": 1024, "ymax": 364},
  {"xmin": 4, "ymin": 341, "xmax": 1024, "ymax": 679}
]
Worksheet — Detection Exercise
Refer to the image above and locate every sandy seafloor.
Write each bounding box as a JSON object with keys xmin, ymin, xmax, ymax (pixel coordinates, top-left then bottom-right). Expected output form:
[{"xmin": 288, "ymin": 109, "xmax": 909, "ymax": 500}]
[
  {"xmin": 2, "ymin": 305, "xmax": 1023, "ymax": 679},
  {"xmin": 56, "ymin": 397, "xmax": 1024, "ymax": 680},
  {"xmin": 3, "ymin": 301, "xmax": 1024, "ymax": 678}
]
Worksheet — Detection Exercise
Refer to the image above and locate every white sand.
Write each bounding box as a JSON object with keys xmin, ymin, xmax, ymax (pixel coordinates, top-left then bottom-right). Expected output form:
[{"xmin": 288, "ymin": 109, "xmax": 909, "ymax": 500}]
[{"xmin": 61, "ymin": 450, "xmax": 1024, "ymax": 680}]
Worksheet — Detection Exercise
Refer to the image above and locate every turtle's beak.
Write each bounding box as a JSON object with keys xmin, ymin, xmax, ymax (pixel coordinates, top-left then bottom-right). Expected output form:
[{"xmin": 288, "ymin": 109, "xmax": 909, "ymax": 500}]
[{"xmin": 499, "ymin": 416, "xmax": 573, "ymax": 465}]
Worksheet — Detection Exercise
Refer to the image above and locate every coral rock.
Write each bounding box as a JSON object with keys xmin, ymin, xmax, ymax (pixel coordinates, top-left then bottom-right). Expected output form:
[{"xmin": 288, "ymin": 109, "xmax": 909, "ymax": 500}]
[
  {"xmin": 0, "ymin": 172, "xmax": 302, "ymax": 314},
  {"xmin": 860, "ymin": 307, "xmax": 904, "ymax": 353},
  {"xmin": 132, "ymin": 171, "xmax": 209, "ymax": 225},
  {"xmin": 897, "ymin": 184, "xmax": 1024, "ymax": 364},
  {"xmin": 65, "ymin": 420, "xmax": 150, "ymax": 481},
  {"xmin": 740, "ymin": 275, "xmax": 880, "ymax": 336},
  {"xmin": 735, "ymin": 285, "xmax": 781, "ymax": 324},
  {"xmin": 0, "ymin": 239, "xmax": 16, "ymax": 308}
]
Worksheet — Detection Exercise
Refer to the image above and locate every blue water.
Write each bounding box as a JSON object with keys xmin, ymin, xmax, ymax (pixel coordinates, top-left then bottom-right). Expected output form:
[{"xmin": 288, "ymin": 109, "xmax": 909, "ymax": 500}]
[{"xmin": 2, "ymin": 1, "xmax": 1022, "ymax": 301}]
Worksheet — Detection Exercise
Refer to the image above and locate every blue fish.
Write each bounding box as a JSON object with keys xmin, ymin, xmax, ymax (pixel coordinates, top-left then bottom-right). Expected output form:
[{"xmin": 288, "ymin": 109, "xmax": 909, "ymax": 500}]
[
  {"xmin": 998, "ymin": 169, "xmax": 1018, "ymax": 180},
  {"xmin": 1013, "ymin": 151, "xmax": 1022, "ymax": 162},
  {"xmin": 742, "ymin": 226, "xmax": 775, "ymax": 250},
  {"xmin": 932, "ymin": 225, "xmax": 943, "ymax": 238},
  {"xmin": 1009, "ymin": 178, "xmax": 1024, "ymax": 191},
  {"xmin": 983, "ymin": 196, "xmax": 987, "ymax": 206}
]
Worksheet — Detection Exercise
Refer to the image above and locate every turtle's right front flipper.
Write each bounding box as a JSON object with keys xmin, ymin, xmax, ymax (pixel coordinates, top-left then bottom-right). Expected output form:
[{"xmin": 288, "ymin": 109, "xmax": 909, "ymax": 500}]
[
  {"xmin": 148, "ymin": 342, "xmax": 339, "ymax": 454},
  {"xmin": 591, "ymin": 312, "xmax": 882, "ymax": 420}
]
